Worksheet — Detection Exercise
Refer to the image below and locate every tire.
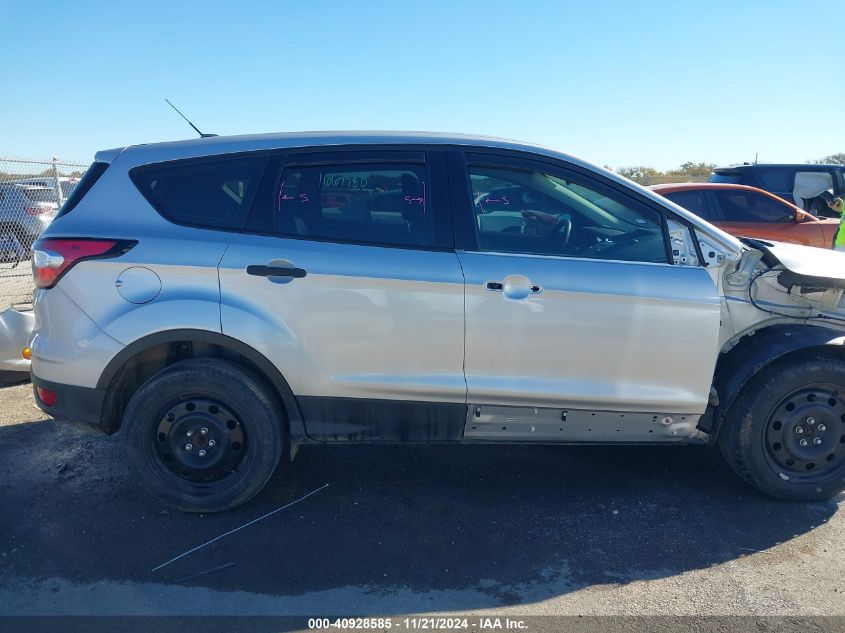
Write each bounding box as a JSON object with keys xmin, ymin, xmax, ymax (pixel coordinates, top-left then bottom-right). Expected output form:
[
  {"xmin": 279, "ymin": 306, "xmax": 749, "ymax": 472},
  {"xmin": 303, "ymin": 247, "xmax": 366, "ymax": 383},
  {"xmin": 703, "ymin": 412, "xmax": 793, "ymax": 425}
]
[
  {"xmin": 719, "ymin": 351, "xmax": 845, "ymax": 501},
  {"xmin": 123, "ymin": 358, "xmax": 285, "ymax": 512}
]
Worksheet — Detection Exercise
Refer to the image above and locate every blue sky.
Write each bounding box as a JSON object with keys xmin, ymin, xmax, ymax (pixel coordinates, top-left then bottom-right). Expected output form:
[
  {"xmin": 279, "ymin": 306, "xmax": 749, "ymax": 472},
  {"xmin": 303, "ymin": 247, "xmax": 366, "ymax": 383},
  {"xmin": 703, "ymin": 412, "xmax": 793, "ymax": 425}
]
[{"xmin": 2, "ymin": 0, "xmax": 843, "ymax": 169}]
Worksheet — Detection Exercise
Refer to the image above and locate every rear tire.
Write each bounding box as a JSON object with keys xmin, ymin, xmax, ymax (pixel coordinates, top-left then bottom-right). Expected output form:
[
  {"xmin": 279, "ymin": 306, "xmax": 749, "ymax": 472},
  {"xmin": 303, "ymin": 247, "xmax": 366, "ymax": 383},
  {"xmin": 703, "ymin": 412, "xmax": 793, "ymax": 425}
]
[
  {"xmin": 123, "ymin": 358, "xmax": 285, "ymax": 513},
  {"xmin": 719, "ymin": 352, "xmax": 845, "ymax": 501}
]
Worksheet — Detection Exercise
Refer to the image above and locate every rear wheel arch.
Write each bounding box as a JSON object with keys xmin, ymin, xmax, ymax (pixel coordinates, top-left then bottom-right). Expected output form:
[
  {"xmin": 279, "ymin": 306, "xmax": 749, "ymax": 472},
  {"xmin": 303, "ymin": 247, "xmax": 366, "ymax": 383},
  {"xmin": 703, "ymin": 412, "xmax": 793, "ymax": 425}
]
[
  {"xmin": 701, "ymin": 324, "xmax": 845, "ymax": 442},
  {"xmin": 97, "ymin": 329, "xmax": 308, "ymax": 448}
]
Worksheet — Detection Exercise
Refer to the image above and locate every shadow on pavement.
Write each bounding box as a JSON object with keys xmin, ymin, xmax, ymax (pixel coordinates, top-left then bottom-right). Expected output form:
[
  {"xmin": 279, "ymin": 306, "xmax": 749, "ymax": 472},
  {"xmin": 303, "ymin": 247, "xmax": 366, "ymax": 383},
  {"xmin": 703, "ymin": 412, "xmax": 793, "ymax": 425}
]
[{"xmin": 0, "ymin": 417, "xmax": 838, "ymax": 612}]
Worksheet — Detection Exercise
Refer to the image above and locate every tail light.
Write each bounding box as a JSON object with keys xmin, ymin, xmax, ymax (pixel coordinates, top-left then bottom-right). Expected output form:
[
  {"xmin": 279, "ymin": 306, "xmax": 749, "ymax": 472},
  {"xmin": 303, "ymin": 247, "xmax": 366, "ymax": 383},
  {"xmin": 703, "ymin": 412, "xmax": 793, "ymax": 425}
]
[
  {"xmin": 25, "ymin": 205, "xmax": 53, "ymax": 216},
  {"xmin": 32, "ymin": 238, "xmax": 137, "ymax": 289},
  {"xmin": 36, "ymin": 386, "xmax": 57, "ymax": 407}
]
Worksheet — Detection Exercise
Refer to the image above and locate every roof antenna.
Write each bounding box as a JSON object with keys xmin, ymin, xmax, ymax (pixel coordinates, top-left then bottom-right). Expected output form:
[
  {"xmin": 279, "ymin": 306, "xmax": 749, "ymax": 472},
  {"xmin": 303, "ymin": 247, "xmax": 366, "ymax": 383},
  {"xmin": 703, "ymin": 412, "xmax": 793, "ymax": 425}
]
[{"xmin": 164, "ymin": 99, "xmax": 216, "ymax": 138}]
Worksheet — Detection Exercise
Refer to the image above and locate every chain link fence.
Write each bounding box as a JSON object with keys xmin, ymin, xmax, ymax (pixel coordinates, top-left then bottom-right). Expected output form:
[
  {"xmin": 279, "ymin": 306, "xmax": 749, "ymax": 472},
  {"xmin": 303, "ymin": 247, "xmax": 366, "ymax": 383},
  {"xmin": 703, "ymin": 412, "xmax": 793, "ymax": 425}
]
[{"xmin": 0, "ymin": 156, "xmax": 88, "ymax": 309}]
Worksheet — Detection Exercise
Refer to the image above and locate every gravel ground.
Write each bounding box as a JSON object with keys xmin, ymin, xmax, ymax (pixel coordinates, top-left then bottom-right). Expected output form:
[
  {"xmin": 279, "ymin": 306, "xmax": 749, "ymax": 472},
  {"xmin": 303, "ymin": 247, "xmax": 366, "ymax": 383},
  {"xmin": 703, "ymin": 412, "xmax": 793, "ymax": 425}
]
[
  {"xmin": 0, "ymin": 260, "xmax": 34, "ymax": 308},
  {"xmin": 1, "ymin": 381, "xmax": 844, "ymax": 621}
]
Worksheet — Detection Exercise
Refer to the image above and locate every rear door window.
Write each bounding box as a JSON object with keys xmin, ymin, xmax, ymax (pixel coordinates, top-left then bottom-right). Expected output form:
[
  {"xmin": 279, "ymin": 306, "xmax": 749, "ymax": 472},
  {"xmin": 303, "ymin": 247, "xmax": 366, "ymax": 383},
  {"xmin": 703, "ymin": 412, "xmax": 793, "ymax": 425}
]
[
  {"xmin": 711, "ymin": 190, "xmax": 791, "ymax": 222},
  {"xmin": 757, "ymin": 168, "xmax": 794, "ymax": 193},
  {"xmin": 131, "ymin": 155, "xmax": 267, "ymax": 230},
  {"xmin": 272, "ymin": 161, "xmax": 435, "ymax": 248}
]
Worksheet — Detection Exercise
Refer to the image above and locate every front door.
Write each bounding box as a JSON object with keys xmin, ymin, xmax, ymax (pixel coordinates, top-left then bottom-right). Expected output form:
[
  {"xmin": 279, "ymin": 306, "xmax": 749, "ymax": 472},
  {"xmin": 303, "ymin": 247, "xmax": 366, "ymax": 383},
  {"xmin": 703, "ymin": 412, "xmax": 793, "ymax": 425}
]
[{"xmin": 451, "ymin": 152, "xmax": 722, "ymax": 439}]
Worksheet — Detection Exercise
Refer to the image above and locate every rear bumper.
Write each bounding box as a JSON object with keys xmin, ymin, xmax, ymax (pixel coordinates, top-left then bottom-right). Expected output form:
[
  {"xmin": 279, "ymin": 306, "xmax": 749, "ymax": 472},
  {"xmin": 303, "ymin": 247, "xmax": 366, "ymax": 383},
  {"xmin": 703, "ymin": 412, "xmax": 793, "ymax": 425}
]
[{"xmin": 32, "ymin": 374, "xmax": 108, "ymax": 434}]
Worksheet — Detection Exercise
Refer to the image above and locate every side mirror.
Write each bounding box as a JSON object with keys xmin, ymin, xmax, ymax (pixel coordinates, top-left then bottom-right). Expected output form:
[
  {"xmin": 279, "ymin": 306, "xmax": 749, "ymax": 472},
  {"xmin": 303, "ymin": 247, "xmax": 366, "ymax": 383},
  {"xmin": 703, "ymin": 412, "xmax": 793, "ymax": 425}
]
[{"xmin": 794, "ymin": 209, "xmax": 809, "ymax": 222}]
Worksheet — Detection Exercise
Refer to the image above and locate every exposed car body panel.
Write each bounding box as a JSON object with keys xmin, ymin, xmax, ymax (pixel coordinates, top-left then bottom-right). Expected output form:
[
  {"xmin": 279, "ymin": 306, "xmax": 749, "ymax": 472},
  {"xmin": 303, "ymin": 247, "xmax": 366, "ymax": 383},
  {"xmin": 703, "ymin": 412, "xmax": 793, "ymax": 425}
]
[{"xmin": 754, "ymin": 239, "xmax": 845, "ymax": 289}]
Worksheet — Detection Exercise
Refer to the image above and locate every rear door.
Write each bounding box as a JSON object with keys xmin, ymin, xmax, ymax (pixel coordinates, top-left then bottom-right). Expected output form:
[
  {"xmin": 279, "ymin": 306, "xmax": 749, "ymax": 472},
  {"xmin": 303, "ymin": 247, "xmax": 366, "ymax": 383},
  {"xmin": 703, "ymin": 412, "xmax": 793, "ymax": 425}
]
[
  {"xmin": 219, "ymin": 148, "xmax": 467, "ymax": 440},
  {"xmin": 450, "ymin": 151, "xmax": 721, "ymax": 431}
]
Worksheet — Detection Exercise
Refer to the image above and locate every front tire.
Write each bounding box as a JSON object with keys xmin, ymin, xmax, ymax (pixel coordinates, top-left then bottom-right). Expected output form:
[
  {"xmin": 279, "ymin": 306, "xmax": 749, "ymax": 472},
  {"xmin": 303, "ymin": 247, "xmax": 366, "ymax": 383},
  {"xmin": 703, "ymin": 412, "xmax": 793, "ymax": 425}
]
[
  {"xmin": 123, "ymin": 358, "xmax": 285, "ymax": 512},
  {"xmin": 719, "ymin": 352, "xmax": 845, "ymax": 501}
]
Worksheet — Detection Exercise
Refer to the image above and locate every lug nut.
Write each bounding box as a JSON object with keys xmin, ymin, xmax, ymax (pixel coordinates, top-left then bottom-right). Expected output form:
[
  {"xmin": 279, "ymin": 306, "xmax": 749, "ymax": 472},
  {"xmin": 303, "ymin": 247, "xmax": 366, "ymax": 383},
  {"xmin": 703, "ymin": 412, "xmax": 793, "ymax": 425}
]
[
  {"xmin": 799, "ymin": 439, "xmax": 808, "ymax": 447},
  {"xmin": 818, "ymin": 424, "xmax": 827, "ymax": 432},
  {"xmin": 813, "ymin": 438, "xmax": 822, "ymax": 446},
  {"xmin": 795, "ymin": 426, "xmax": 804, "ymax": 434},
  {"xmin": 208, "ymin": 440, "xmax": 216, "ymax": 447},
  {"xmin": 198, "ymin": 449, "xmax": 207, "ymax": 457},
  {"xmin": 185, "ymin": 443, "xmax": 193, "ymax": 451},
  {"xmin": 186, "ymin": 430, "xmax": 194, "ymax": 437},
  {"xmin": 201, "ymin": 428, "xmax": 209, "ymax": 435},
  {"xmin": 807, "ymin": 417, "xmax": 816, "ymax": 425}
]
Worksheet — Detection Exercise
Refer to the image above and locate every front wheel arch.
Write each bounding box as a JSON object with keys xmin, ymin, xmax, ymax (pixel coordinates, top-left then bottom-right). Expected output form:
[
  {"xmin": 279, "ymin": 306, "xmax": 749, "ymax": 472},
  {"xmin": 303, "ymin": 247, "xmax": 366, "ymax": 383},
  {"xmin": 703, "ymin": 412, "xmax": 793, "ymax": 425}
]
[{"xmin": 701, "ymin": 324, "xmax": 845, "ymax": 443}]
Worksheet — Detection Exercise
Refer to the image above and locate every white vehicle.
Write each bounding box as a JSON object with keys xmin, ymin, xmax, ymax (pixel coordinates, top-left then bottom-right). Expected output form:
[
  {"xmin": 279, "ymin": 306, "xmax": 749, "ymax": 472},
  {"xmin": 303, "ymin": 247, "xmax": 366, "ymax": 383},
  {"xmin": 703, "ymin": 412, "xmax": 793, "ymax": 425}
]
[
  {"xmin": 27, "ymin": 132, "xmax": 845, "ymax": 512},
  {"xmin": 9, "ymin": 176, "xmax": 78, "ymax": 205}
]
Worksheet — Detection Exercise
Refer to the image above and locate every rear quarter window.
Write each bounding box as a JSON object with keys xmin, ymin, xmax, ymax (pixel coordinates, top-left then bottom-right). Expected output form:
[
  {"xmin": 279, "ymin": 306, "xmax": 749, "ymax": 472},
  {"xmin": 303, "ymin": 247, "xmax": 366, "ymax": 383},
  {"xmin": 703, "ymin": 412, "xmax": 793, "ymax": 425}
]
[
  {"xmin": 58, "ymin": 161, "xmax": 108, "ymax": 217},
  {"xmin": 130, "ymin": 155, "xmax": 266, "ymax": 230}
]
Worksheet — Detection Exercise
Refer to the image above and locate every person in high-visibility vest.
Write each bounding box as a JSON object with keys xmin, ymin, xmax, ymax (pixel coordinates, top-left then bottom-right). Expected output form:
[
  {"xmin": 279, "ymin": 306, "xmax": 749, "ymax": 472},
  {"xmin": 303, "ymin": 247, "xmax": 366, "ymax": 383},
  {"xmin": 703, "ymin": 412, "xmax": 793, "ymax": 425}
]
[{"xmin": 828, "ymin": 194, "xmax": 845, "ymax": 251}]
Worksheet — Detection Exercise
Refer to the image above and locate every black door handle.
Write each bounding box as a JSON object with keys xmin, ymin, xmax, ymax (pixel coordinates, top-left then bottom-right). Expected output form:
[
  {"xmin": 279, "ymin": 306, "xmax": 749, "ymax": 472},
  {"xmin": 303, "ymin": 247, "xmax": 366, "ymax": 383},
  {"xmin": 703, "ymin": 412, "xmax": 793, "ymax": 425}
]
[{"xmin": 246, "ymin": 265, "xmax": 307, "ymax": 278}]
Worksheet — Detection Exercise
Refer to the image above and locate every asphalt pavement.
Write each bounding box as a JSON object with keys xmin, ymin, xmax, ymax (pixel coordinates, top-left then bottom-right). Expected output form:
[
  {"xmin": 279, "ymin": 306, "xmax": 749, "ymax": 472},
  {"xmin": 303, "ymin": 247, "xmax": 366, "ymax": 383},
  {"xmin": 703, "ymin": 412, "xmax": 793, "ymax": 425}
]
[{"xmin": 1, "ymin": 382, "xmax": 843, "ymax": 622}]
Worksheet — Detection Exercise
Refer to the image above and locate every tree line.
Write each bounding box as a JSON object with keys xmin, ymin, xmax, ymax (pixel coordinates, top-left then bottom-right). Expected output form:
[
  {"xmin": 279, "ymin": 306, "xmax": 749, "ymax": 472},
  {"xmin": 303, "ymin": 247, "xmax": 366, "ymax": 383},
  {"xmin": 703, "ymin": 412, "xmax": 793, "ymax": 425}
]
[{"xmin": 612, "ymin": 153, "xmax": 845, "ymax": 186}]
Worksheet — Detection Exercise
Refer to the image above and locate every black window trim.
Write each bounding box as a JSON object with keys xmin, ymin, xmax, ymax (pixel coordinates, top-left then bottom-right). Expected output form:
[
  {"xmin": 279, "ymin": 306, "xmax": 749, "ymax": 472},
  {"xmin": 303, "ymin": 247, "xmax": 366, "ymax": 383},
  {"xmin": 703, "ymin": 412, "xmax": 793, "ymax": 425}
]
[
  {"xmin": 129, "ymin": 149, "xmax": 272, "ymax": 233},
  {"xmin": 241, "ymin": 146, "xmax": 454, "ymax": 252},
  {"xmin": 453, "ymin": 148, "xmax": 680, "ymax": 267}
]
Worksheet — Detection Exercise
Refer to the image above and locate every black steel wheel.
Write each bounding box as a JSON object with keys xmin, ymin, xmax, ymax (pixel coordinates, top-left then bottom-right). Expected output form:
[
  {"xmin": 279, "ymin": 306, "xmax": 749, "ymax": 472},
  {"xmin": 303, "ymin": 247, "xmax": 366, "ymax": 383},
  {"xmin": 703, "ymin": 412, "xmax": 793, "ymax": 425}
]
[
  {"xmin": 155, "ymin": 398, "xmax": 247, "ymax": 484},
  {"xmin": 763, "ymin": 384, "xmax": 843, "ymax": 478},
  {"xmin": 123, "ymin": 358, "xmax": 285, "ymax": 513},
  {"xmin": 720, "ymin": 352, "xmax": 845, "ymax": 501}
]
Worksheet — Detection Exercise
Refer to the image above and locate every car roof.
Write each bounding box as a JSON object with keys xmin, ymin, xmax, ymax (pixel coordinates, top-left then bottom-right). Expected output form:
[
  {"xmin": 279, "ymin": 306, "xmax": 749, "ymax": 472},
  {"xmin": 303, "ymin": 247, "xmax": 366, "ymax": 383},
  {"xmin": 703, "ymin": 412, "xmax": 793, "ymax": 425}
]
[
  {"xmin": 104, "ymin": 131, "xmax": 584, "ymax": 163},
  {"xmin": 714, "ymin": 163, "xmax": 845, "ymax": 171}
]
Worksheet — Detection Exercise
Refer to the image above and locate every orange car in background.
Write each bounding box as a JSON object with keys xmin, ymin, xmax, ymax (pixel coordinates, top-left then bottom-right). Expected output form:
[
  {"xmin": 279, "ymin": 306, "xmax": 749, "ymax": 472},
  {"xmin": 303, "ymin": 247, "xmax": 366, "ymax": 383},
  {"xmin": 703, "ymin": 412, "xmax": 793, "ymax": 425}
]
[{"xmin": 650, "ymin": 183, "xmax": 840, "ymax": 249}]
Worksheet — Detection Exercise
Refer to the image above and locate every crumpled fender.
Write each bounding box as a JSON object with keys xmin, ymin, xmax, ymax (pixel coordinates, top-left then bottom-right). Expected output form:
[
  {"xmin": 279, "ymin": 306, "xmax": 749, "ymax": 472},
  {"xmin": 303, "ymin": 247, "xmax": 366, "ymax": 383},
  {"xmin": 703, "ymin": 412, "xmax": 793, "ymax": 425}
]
[{"xmin": 699, "ymin": 323, "xmax": 845, "ymax": 441}]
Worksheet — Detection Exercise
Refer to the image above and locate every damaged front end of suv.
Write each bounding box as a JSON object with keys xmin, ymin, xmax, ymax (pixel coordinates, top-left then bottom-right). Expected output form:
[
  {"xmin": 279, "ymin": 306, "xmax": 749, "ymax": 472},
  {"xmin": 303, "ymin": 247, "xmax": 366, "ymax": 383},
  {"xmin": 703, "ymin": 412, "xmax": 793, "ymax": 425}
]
[{"xmin": 699, "ymin": 236, "xmax": 845, "ymax": 499}]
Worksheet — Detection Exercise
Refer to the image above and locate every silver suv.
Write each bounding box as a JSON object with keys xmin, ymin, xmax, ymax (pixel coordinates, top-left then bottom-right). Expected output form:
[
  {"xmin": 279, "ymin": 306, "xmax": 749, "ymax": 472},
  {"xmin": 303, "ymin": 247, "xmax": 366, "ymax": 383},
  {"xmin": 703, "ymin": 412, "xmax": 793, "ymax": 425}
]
[{"xmin": 29, "ymin": 132, "xmax": 845, "ymax": 512}]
